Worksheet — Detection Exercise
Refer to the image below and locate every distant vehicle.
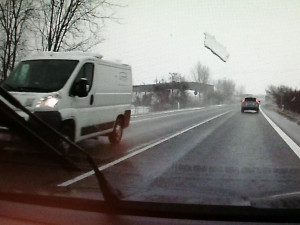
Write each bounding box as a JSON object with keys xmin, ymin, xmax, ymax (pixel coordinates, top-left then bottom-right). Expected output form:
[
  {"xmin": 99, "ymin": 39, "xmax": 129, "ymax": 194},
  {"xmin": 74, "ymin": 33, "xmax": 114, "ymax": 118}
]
[
  {"xmin": 0, "ymin": 51, "xmax": 132, "ymax": 146},
  {"xmin": 241, "ymin": 97, "xmax": 260, "ymax": 113}
]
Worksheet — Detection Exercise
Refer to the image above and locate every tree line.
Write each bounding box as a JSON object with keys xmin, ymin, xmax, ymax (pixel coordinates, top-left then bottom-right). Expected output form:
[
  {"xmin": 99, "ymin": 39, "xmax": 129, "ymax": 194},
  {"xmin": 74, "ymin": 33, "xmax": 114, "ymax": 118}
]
[
  {"xmin": 266, "ymin": 85, "xmax": 300, "ymax": 113},
  {"xmin": 0, "ymin": 0, "xmax": 119, "ymax": 80},
  {"xmin": 191, "ymin": 61, "xmax": 238, "ymax": 104}
]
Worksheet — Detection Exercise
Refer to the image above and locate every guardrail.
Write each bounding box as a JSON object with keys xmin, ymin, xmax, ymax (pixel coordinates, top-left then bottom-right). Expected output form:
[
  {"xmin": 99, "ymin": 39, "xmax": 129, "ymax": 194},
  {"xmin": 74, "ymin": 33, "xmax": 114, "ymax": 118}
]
[{"xmin": 131, "ymin": 106, "xmax": 150, "ymax": 115}]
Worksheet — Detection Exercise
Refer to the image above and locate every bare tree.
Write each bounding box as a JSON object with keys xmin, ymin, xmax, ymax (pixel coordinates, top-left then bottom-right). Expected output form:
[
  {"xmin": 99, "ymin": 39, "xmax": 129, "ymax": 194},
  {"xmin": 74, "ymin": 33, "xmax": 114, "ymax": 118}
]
[
  {"xmin": 169, "ymin": 72, "xmax": 185, "ymax": 83},
  {"xmin": 33, "ymin": 0, "xmax": 120, "ymax": 52},
  {"xmin": 215, "ymin": 79, "xmax": 236, "ymax": 102},
  {"xmin": 236, "ymin": 85, "xmax": 246, "ymax": 97},
  {"xmin": 0, "ymin": 0, "xmax": 33, "ymax": 79},
  {"xmin": 191, "ymin": 61, "xmax": 210, "ymax": 104},
  {"xmin": 192, "ymin": 61, "xmax": 210, "ymax": 84}
]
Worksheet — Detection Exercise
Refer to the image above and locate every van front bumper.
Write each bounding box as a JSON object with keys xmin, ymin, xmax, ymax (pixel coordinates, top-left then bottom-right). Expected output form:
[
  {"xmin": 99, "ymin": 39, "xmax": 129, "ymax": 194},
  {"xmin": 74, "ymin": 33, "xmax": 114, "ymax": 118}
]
[
  {"xmin": 0, "ymin": 111, "xmax": 63, "ymax": 142},
  {"xmin": 29, "ymin": 111, "xmax": 62, "ymax": 130}
]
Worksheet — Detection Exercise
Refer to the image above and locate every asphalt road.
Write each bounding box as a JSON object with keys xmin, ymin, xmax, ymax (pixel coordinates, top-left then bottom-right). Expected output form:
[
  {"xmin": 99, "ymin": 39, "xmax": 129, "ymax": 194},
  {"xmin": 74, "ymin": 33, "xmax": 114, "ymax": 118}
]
[{"xmin": 1, "ymin": 104, "xmax": 300, "ymax": 206}]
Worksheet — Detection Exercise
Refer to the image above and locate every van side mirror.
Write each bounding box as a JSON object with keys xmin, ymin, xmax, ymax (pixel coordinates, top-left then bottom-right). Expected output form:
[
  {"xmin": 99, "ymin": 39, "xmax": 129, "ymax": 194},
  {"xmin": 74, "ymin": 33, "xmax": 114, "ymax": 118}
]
[{"xmin": 72, "ymin": 78, "xmax": 89, "ymax": 97}]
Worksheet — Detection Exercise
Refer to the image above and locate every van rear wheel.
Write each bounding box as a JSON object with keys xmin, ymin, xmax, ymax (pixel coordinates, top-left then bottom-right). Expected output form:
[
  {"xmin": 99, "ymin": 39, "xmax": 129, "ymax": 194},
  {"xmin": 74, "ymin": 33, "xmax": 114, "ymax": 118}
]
[{"xmin": 109, "ymin": 117, "xmax": 123, "ymax": 144}]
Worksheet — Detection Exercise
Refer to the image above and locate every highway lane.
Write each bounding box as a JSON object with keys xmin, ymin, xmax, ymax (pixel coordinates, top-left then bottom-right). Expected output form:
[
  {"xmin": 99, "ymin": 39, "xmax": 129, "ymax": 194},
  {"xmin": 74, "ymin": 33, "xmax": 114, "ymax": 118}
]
[
  {"xmin": 1, "ymin": 104, "xmax": 300, "ymax": 207},
  {"xmin": 73, "ymin": 105, "xmax": 233, "ymax": 164},
  {"xmin": 66, "ymin": 105, "xmax": 300, "ymax": 205}
]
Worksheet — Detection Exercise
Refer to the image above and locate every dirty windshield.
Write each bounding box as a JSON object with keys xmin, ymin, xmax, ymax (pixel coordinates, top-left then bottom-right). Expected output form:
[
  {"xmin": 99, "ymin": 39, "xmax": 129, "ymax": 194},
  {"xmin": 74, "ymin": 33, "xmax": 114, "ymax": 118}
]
[{"xmin": 1, "ymin": 0, "xmax": 300, "ymax": 209}]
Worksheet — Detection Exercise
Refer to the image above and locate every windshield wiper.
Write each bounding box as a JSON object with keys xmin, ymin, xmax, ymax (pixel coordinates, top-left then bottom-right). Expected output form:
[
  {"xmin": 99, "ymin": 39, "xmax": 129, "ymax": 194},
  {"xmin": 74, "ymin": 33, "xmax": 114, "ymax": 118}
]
[
  {"xmin": 250, "ymin": 192, "xmax": 300, "ymax": 208},
  {"xmin": 0, "ymin": 86, "xmax": 121, "ymax": 205},
  {"xmin": 1, "ymin": 83, "xmax": 16, "ymax": 91}
]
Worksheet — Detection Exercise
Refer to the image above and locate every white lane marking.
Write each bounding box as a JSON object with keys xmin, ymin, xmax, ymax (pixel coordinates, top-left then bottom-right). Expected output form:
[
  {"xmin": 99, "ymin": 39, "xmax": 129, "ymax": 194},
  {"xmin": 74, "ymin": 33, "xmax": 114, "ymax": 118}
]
[
  {"xmin": 58, "ymin": 110, "xmax": 232, "ymax": 187},
  {"xmin": 261, "ymin": 109, "xmax": 300, "ymax": 159}
]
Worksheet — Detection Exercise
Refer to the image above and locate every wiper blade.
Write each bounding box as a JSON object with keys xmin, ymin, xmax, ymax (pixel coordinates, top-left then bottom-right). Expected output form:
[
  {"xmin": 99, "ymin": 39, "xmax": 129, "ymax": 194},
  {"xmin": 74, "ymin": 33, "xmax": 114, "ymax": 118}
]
[
  {"xmin": 250, "ymin": 192, "xmax": 300, "ymax": 208},
  {"xmin": 1, "ymin": 82, "xmax": 16, "ymax": 91},
  {"xmin": 0, "ymin": 86, "xmax": 121, "ymax": 205}
]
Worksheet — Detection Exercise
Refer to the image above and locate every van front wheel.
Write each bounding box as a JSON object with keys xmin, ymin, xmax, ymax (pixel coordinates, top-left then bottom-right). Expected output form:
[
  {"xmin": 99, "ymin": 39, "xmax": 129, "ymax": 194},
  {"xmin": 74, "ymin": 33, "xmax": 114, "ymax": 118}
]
[
  {"xmin": 59, "ymin": 125, "xmax": 74, "ymax": 154},
  {"xmin": 109, "ymin": 118, "xmax": 123, "ymax": 144}
]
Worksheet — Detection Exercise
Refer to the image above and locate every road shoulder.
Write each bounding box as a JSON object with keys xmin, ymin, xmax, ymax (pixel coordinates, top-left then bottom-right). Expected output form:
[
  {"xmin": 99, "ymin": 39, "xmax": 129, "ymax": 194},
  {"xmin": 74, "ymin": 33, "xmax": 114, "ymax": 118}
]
[{"xmin": 262, "ymin": 105, "xmax": 300, "ymax": 146}]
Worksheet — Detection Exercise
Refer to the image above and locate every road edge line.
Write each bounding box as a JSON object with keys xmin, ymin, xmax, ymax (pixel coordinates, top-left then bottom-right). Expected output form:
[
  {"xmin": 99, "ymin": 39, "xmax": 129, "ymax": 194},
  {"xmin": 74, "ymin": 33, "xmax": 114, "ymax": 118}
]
[{"xmin": 261, "ymin": 108, "xmax": 300, "ymax": 159}]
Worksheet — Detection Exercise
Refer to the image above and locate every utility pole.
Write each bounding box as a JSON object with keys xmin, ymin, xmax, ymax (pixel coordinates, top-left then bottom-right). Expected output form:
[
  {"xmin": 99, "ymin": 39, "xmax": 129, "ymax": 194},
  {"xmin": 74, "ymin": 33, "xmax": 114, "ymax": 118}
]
[{"xmin": 169, "ymin": 72, "xmax": 175, "ymax": 107}]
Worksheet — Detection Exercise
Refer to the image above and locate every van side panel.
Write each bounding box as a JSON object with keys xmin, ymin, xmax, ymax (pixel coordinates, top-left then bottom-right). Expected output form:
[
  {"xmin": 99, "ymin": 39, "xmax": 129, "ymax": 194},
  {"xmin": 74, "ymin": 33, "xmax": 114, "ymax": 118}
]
[
  {"xmin": 92, "ymin": 63, "xmax": 117, "ymax": 106},
  {"xmin": 115, "ymin": 68, "xmax": 132, "ymax": 107},
  {"xmin": 75, "ymin": 62, "xmax": 132, "ymax": 141}
]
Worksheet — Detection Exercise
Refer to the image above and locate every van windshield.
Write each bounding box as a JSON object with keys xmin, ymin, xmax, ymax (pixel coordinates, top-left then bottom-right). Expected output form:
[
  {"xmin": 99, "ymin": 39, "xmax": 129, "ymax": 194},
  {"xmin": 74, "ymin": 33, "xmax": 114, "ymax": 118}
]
[{"xmin": 2, "ymin": 60, "xmax": 78, "ymax": 92}]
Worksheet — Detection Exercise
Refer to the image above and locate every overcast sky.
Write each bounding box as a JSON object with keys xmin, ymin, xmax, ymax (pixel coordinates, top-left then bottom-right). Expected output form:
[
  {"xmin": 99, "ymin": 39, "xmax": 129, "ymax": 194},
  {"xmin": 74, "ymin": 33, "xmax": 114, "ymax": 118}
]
[{"xmin": 96, "ymin": 0, "xmax": 300, "ymax": 95}]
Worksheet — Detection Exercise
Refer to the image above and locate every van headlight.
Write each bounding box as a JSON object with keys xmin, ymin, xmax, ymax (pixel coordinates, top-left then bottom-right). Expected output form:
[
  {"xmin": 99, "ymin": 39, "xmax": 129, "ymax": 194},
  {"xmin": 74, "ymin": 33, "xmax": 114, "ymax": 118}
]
[{"xmin": 36, "ymin": 96, "xmax": 59, "ymax": 108}]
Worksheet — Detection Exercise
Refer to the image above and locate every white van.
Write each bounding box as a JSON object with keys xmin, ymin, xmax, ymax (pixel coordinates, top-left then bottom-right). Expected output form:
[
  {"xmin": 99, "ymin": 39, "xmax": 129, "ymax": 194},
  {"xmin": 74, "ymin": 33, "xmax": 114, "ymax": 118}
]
[{"xmin": 0, "ymin": 51, "xmax": 132, "ymax": 145}]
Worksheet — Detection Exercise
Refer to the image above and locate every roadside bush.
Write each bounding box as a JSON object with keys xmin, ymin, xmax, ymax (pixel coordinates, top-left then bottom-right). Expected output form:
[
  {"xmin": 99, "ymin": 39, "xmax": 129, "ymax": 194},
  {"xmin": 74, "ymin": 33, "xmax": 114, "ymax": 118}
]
[{"xmin": 266, "ymin": 85, "xmax": 300, "ymax": 113}]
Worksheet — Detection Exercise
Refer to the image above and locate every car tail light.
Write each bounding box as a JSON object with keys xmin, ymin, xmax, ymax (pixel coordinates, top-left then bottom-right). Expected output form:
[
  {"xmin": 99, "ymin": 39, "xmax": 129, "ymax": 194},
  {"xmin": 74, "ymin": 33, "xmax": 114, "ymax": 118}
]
[
  {"xmin": 241, "ymin": 99, "xmax": 245, "ymax": 103},
  {"xmin": 256, "ymin": 99, "xmax": 259, "ymax": 104}
]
